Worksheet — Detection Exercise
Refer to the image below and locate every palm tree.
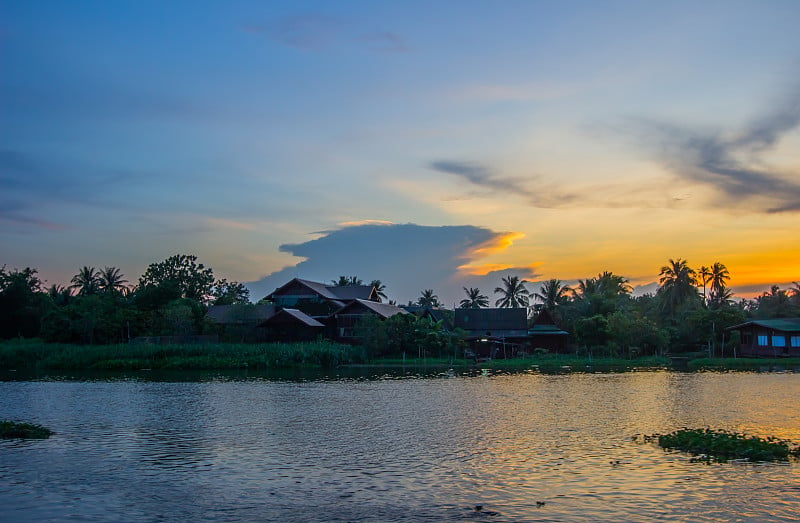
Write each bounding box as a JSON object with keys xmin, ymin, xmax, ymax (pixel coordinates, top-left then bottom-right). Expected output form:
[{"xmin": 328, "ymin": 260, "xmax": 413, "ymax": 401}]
[
  {"xmin": 595, "ymin": 271, "xmax": 632, "ymax": 296},
  {"xmin": 48, "ymin": 284, "xmax": 72, "ymax": 306},
  {"xmin": 534, "ymin": 279, "xmax": 570, "ymax": 313},
  {"xmin": 369, "ymin": 279, "xmax": 387, "ymax": 302},
  {"xmin": 657, "ymin": 258, "xmax": 699, "ymax": 315},
  {"xmin": 417, "ymin": 289, "xmax": 440, "ymax": 307},
  {"xmin": 494, "ymin": 275, "xmax": 530, "ymax": 308},
  {"xmin": 459, "ymin": 287, "xmax": 489, "ymax": 309},
  {"xmin": 790, "ymin": 281, "xmax": 800, "ymax": 305},
  {"xmin": 70, "ymin": 266, "xmax": 100, "ymax": 296},
  {"xmin": 698, "ymin": 265, "xmax": 711, "ymax": 303},
  {"xmin": 707, "ymin": 262, "xmax": 730, "ymax": 306},
  {"xmin": 98, "ymin": 266, "xmax": 128, "ymax": 294},
  {"xmin": 332, "ymin": 276, "xmax": 363, "ymax": 286}
]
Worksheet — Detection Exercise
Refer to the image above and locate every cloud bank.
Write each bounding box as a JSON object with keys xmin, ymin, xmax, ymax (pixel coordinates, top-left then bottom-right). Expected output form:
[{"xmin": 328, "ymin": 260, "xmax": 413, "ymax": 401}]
[{"xmin": 246, "ymin": 222, "xmax": 536, "ymax": 306}]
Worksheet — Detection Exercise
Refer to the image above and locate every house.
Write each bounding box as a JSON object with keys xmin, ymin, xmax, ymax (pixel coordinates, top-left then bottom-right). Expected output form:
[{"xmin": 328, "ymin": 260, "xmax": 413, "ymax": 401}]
[
  {"xmin": 264, "ymin": 278, "xmax": 380, "ymax": 319},
  {"xmin": 206, "ymin": 303, "xmax": 276, "ymax": 342},
  {"xmin": 454, "ymin": 308, "xmax": 529, "ymax": 359},
  {"xmin": 330, "ymin": 299, "xmax": 409, "ymax": 341},
  {"xmin": 726, "ymin": 318, "xmax": 800, "ymax": 357},
  {"xmin": 528, "ymin": 309, "xmax": 570, "ymax": 353},
  {"xmin": 258, "ymin": 308, "xmax": 325, "ymax": 342}
]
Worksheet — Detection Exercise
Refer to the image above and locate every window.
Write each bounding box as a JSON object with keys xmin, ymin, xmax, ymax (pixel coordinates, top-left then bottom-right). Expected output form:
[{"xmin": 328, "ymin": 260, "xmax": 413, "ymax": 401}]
[
  {"xmin": 772, "ymin": 336, "xmax": 786, "ymax": 347},
  {"xmin": 757, "ymin": 335, "xmax": 768, "ymax": 346},
  {"xmin": 791, "ymin": 336, "xmax": 800, "ymax": 348}
]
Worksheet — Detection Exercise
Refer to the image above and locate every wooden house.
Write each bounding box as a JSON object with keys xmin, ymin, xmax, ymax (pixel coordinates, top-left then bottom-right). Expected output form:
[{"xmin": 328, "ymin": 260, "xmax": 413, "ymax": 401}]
[
  {"xmin": 454, "ymin": 308, "xmax": 530, "ymax": 359},
  {"xmin": 206, "ymin": 303, "xmax": 276, "ymax": 342},
  {"xmin": 263, "ymin": 278, "xmax": 380, "ymax": 320},
  {"xmin": 726, "ymin": 318, "xmax": 800, "ymax": 357},
  {"xmin": 258, "ymin": 308, "xmax": 325, "ymax": 342},
  {"xmin": 330, "ymin": 299, "xmax": 409, "ymax": 341},
  {"xmin": 528, "ymin": 309, "xmax": 570, "ymax": 353}
]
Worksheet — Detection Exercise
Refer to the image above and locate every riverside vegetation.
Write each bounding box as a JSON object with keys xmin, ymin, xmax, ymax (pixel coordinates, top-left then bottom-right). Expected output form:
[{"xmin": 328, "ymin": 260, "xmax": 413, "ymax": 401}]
[
  {"xmin": 1, "ymin": 254, "xmax": 799, "ymax": 363},
  {"xmin": 0, "ymin": 420, "xmax": 53, "ymax": 439},
  {"xmin": 645, "ymin": 428, "xmax": 800, "ymax": 463}
]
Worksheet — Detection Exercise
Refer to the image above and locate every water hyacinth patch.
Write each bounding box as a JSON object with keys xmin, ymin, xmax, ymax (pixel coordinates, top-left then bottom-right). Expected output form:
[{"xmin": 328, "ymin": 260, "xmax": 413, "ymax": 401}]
[
  {"xmin": 0, "ymin": 420, "xmax": 54, "ymax": 439},
  {"xmin": 648, "ymin": 428, "xmax": 800, "ymax": 463}
]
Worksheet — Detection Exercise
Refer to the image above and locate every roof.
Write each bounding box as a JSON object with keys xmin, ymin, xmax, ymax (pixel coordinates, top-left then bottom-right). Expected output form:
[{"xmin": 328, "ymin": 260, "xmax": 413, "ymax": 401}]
[
  {"xmin": 333, "ymin": 299, "xmax": 409, "ymax": 319},
  {"xmin": 265, "ymin": 278, "xmax": 376, "ymax": 303},
  {"xmin": 727, "ymin": 318, "xmax": 800, "ymax": 332},
  {"xmin": 206, "ymin": 304, "xmax": 275, "ymax": 324},
  {"xmin": 454, "ymin": 308, "xmax": 528, "ymax": 332},
  {"xmin": 259, "ymin": 308, "xmax": 325, "ymax": 328},
  {"xmin": 328, "ymin": 284, "xmax": 377, "ymax": 301}
]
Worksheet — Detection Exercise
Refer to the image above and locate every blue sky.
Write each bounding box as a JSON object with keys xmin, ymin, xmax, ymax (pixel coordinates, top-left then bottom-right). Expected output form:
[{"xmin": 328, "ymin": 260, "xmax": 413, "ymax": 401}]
[{"xmin": 2, "ymin": 1, "xmax": 799, "ymax": 306}]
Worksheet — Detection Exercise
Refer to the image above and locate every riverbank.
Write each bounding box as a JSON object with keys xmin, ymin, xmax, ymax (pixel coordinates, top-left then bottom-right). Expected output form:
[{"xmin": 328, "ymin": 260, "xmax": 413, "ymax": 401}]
[{"xmin": 3, "ymin": 340, "xmax": 800, "ymax": 374}]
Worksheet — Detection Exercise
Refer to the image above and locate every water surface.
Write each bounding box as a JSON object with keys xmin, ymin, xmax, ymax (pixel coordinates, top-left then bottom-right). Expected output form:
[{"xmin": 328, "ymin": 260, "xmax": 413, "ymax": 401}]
[{"xmin": 2, "ymin": 370, "xmax": 799, "ymax": 521}]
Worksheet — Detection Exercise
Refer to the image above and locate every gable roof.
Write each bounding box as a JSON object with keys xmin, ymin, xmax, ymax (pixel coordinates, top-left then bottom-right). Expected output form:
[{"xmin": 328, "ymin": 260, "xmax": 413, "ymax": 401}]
[
  {"xmin": 265, "ymin": 278, "xmax": 377, "ymax": 303},
  {"xmin": 332, "ymin": 299, "xmax": 409, "ymax": 319},
  {"xmin": 259, "ymin": 308, "xmax": 325, "ymax": 328},
  {"xmin": 727, "ymin": 318, "xmax": 800, "ymax": 332}
]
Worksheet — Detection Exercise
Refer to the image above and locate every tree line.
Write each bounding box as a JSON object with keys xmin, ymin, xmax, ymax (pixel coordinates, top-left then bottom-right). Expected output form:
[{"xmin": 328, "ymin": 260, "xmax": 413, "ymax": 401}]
[{"xmin": 1, "ymin": 255, "xmax": 798, "ymax": 355}]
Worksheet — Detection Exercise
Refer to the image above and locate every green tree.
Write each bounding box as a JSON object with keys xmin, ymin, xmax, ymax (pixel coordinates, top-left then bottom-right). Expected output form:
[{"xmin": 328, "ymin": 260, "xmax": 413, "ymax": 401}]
[
  {"xmin": 137, "ymin": 254, "xmax": 215, "ymax": 303},
  {"xmin": 0, "ymin": 266, "xmax": 47, "ymax": 338},
  {"xmin": 459, "ymin": 287, "xmax": 489, "ymax": 309},
  {"xmin": 707, "ymin": 262, "xmax": 731, "ymax": 307},
  {"xmin": 533, "ymin": 279, "xmax": 570, "ymax": 315},
  {"xmin": 657, "ymin": 258, "xmax": 699, "ymax": 316},
  {"xmin": 211, "ymin": 278, "xmax": 250, "ymax": 305},
  {"xmin": 332, "ymin": 276, "xmax": 363, "ymax": 286},
  {"xmin": 417, "ymin": 289, "xmax": 440, "ymax": 307},
  {"xmin": 494, "ymin": 275, "xmax": 530, "ymax": 308},
  {"xmin": 71, "ymin": 266, "xmax": 101, "ymax": 296},
  {"xmin": 97, "ymin": 266, "xmax": 128, "ymax": 295}
]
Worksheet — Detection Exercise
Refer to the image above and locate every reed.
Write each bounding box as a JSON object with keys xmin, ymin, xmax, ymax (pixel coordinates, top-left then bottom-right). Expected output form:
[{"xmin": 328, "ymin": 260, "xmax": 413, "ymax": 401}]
[{"xmin": 0, "ymin": 339, "xmax": 366, "ymax": 370}]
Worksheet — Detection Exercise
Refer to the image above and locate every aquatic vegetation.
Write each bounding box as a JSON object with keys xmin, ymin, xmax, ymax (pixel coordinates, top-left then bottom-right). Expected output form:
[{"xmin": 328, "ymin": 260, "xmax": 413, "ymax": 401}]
[
  {"xmin": 0, "ymin": 420, "xmax": 53, "ymax": 439},
  {"xmin": 0, "ymin": 339, "xmax": 366, "ymax": 371},
  {"xmin": 648, "ymin": 428, "xmax": 800, "ymax": 463}
]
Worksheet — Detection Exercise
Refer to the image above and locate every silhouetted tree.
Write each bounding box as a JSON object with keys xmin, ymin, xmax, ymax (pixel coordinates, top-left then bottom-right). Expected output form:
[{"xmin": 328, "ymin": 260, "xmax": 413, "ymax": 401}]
[
  {"xmin": 417, "ymin": 289, "xmax": 440, "ymax": 307},
  {"xmin": 71, "ymin": 266, "xmax": 101, "ymax": 296},
  {"xmin": 494, "ymin": 275, "xmax": 529, "ymax": 308},
  {"xmin": 98, "ymin": 266, "xmax": 128, "ymax": 295},
  {"xmin": 459, "ymin": 287, "xmax": 489, "ymax": 309}
]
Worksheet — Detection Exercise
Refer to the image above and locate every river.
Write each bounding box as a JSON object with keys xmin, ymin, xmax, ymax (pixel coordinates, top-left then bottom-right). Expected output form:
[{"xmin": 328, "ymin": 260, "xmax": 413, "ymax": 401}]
[{"xmin": 1, "ymin": 369, "xmax": 799, "ymax": 522}]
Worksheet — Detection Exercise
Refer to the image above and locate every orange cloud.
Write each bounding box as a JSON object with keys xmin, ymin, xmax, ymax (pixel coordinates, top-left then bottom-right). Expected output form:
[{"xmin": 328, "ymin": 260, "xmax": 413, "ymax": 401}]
[
  {"xmin": 458, "ymin": 262, "xmax": 541, "ymax": 277},
  {"xmin": 471, "ymin": 231, "xmax": 526, "ymax": 256}
]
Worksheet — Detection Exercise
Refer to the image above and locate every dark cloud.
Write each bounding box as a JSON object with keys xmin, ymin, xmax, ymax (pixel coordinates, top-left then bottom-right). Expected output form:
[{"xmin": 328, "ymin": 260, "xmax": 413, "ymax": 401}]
[
  {"xmin": 628, "ymin": 88, "xmax": 800, "ymax": 213},
  {"xmin": 244, "ymin": 15, "xmax": 409, "ymax": 53},
  {"xmin": 246, "ymin": 223, "xmax": 524, "ymax": 306},
  {"xmin": 429, "ymin": 160, "xmax": 579, "ymax": 208}
]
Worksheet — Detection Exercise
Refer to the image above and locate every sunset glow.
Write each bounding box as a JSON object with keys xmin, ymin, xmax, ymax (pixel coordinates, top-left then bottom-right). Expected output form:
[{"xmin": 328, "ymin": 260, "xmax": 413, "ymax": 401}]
[{"xmin": 1, "ymin": 1, "xmax": 798, "ymax": 306}]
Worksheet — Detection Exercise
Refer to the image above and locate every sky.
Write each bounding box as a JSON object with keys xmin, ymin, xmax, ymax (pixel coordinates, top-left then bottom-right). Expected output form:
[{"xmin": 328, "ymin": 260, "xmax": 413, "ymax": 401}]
[{"xmin": 1, "ymin": 0, "xmax": 799, "ymax": 307}]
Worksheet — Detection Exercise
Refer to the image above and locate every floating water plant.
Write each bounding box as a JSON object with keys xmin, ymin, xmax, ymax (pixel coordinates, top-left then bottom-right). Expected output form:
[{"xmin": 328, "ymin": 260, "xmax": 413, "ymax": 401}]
[
  {"xmin": 0, "ymin": 420, "xmax": 54, "ymax": 439},
  {"xmin": 649, "ymin": 428, "xmax": 800, "ymax": 463}
]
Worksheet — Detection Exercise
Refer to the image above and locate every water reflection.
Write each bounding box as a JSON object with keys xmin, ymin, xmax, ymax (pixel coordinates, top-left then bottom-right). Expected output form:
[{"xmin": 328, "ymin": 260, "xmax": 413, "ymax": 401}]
[{"xmin": 2, "ymin": 372, "xmax": 799, "ymax": 522}]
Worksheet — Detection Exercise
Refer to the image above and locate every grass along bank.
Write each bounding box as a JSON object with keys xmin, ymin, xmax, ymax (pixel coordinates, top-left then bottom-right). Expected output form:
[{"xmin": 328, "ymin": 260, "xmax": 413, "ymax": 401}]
[{"xmin": 0, "ymin": 339, "xmax": 366, "ymax": 370}]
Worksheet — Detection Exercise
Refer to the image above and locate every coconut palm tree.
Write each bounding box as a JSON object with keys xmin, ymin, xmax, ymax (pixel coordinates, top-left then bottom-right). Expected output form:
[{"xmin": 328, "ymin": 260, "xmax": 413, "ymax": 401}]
[
  {"xmin": 494, "ymin": 275, "xmax": 530, "ymax": 308},
  {"xmin": 332, "ymin": 276, "xmax": 363, "ymax": 286},
  {"xmin": 459, "ymin": 287, "xmax": 489, "ymax": 309},
  {"xmin": 417, "ymin": 289, "xmax": 440, "ymax": 307},
  {"xmin": 70, "ymin": 266, "xmax": 101, "ymax": 296},
  {"xmin": 657, "ymin": 258, "xmax": 699, "ymax": 315},
  {"xmin": 790, "ymin": 281, "xmax": 800, "ymax": 305},
  {"xmin": 534, "ymin": 279, "xmax": 570, "ymax": 313},
  {"xmin": 47, "ymin": 284, "xmax": 72, "ymax": 306},
  {"xmin": 707, "ymin": 262, "xmax": 731, "ymax": 306},
  {"xmin": 698, "ymin": 265, "xmax": 711, "ymax": 303},
  {"xmin": 369, "ymin": 279, "xmax": 387, "ymax": 302},
  {"xmin": 98, "ymin": 266, "xmax": 128, "ymax": 294}
]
